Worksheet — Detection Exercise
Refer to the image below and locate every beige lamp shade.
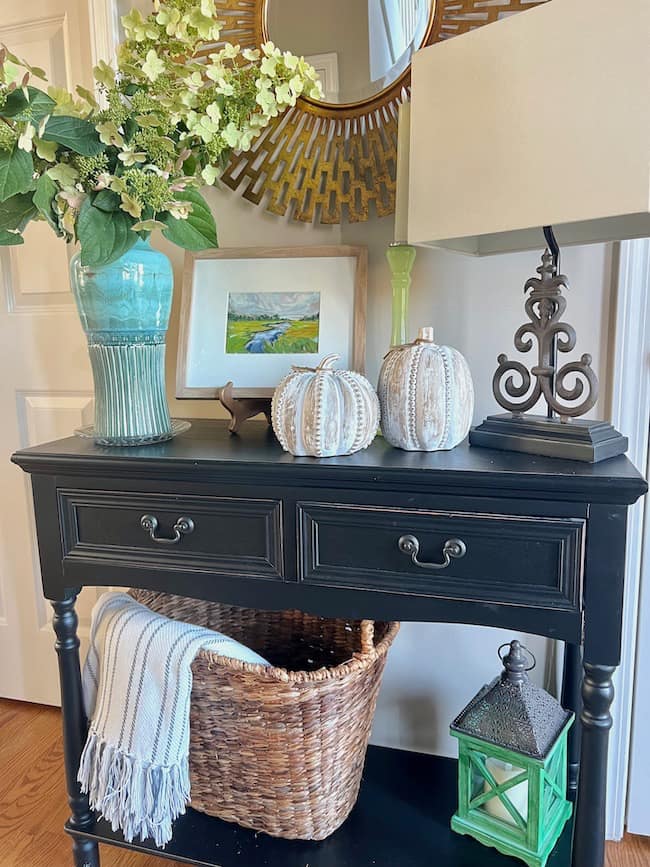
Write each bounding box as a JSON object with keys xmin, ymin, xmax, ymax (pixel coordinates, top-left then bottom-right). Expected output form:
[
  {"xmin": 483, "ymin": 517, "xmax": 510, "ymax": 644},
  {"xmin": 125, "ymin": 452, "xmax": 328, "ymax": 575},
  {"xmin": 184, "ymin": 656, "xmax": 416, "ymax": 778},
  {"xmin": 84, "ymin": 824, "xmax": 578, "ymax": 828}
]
[{"xmin": 407, "ymin": 0, "xmax": 650, "ymax": 254}]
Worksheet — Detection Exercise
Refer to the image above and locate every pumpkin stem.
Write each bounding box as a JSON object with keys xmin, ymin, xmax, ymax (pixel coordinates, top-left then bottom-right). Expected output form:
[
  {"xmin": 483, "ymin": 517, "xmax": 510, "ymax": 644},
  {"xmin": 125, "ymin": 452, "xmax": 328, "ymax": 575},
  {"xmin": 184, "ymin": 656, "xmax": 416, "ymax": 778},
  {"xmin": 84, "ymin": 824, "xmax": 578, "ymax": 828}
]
[
  {"xmin": 415, "ymin": 326, "xmax": 435, "ymax": 344},
  {"xmin": 383, "ymin": 327, "xmax": 435, "ymax": 357},
  {"xmin": 290, "ymin": 353, "xmax": 340, "ymax": 374},
  {"xmin": 315, "ymin": 353, "xmax": 340, "ymax": 372}
]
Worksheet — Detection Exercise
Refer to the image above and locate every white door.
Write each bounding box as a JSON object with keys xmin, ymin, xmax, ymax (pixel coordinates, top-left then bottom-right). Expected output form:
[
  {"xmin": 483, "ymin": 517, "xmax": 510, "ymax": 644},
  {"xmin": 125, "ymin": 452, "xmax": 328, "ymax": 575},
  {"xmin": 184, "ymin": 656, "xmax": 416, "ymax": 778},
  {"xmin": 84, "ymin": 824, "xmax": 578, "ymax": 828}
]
[
  {"xmin": 626, "ymin": 436, "xmax": 650, "ymax": 836},
  {"xmin": 0, "ymin": 0, "xmax": 102, "ymax": 703},
  {"xmin": 606, "ymin": 238, "xmax": 650, "ymax": 837}
]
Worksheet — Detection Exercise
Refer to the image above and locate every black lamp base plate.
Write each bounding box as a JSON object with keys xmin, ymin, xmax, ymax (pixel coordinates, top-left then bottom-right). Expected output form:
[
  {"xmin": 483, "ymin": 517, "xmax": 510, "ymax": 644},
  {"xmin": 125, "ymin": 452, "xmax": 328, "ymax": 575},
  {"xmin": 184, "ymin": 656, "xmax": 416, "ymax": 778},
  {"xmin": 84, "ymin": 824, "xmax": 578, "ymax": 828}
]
[{"xmin": 469, "ymin": 414, "xmax": 628, "ymax": 463}]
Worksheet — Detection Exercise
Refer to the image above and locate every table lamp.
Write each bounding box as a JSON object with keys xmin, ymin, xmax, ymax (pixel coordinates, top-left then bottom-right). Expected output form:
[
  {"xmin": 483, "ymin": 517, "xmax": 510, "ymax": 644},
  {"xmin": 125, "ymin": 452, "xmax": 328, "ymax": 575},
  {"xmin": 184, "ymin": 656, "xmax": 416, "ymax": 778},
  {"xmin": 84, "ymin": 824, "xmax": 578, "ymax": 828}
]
[{"xmin": 406, "ymin": 0, "xmax": 650, "ymax": 462}]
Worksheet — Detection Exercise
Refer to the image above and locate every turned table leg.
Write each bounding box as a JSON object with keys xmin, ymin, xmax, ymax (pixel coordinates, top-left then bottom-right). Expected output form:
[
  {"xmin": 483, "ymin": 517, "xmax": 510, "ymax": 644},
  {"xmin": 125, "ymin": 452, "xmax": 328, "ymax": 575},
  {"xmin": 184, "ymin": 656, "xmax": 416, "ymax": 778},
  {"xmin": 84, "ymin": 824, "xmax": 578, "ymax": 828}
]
[
  {"xmin": 561, "ymin": 642, "xmax": 583, "ymax": 792},
  {"xmin": 571, "ymin": 662, "xmax": 616, "ymax": 867},
  {"xmin": 52, "ymin": 593, "xmax": 100, "ymax": 867}
]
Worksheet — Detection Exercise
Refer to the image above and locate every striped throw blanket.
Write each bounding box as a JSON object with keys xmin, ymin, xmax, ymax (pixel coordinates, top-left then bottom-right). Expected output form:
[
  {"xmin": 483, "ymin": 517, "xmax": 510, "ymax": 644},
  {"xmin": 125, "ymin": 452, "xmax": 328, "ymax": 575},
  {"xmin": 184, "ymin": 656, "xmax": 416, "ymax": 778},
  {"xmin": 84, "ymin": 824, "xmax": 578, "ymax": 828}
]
[{"xmin": 78, "ymin": 591, "xmax": 269, "ymax": 847}]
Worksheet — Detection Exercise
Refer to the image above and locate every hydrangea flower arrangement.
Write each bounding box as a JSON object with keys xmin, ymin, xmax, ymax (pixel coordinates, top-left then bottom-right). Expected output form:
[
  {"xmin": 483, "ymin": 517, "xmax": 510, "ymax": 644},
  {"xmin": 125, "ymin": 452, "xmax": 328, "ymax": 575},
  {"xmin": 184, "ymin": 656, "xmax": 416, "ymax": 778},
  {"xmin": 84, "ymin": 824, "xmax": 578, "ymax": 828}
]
[{"xmin": 0, "ymin": 0, "xmax": 321, "ymax": 266}]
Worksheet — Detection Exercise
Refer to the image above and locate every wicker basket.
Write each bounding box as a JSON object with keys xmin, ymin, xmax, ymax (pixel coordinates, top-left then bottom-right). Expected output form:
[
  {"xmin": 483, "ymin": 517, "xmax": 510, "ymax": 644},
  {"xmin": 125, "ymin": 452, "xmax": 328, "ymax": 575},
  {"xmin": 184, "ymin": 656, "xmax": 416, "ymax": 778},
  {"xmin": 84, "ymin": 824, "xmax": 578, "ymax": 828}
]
[{"xmin": 130, "ymin": 590, "xmax": 399, "ymax": 841}]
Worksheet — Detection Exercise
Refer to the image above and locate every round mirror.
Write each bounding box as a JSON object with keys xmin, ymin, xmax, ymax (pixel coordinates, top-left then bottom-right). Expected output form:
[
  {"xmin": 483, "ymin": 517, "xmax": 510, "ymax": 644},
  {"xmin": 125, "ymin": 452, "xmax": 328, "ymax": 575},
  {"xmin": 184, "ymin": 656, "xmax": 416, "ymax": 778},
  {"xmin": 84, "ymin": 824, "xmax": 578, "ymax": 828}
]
[{"xmin": 264, "ymin": 0, "xmax": 435, "ymax": 106}]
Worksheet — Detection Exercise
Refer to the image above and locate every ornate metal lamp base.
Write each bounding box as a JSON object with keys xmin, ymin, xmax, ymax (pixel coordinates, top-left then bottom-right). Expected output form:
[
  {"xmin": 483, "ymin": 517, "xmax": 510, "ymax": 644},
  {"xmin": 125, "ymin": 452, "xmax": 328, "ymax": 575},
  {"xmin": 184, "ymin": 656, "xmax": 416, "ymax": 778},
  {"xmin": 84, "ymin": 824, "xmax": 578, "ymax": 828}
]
[
  {"xmin": 469, "ymin": 414, "xmax": 628, "ymax": 463},
  {"xmin": 470, "ymin": 242, "xmax": 628, "ymax": 463}
]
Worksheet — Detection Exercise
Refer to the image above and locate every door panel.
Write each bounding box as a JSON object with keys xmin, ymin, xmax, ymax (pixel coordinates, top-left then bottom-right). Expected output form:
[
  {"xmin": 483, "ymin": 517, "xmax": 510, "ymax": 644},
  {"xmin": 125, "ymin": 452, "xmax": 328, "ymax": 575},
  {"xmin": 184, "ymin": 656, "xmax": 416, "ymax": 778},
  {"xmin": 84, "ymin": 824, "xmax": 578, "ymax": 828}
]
[{"xmin": 0, "ymin": 0, "xmax": 99, "ymax": 703}]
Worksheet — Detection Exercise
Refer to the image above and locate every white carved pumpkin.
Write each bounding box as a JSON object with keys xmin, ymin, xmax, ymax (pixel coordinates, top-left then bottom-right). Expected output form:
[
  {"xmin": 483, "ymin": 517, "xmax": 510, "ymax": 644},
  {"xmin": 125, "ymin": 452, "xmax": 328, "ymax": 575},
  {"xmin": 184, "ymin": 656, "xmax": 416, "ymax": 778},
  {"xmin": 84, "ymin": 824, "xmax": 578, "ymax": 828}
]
[
  {"xmin": 378, "ymin": 327, "xmax": 474, "ymax": 451},
  {"xmin": 272, "ymin": 354, "xmax": 379, "ymax": 457}
]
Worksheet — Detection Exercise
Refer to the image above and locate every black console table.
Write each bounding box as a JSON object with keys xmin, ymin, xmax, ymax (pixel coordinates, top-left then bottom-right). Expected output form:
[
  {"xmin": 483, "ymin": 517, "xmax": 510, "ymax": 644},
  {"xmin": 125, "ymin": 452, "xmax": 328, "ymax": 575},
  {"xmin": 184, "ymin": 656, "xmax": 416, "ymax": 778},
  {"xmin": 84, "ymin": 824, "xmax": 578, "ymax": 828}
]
[{"xmin": 12, "ymin": 420, "xmax": 647, "ymax": 867}]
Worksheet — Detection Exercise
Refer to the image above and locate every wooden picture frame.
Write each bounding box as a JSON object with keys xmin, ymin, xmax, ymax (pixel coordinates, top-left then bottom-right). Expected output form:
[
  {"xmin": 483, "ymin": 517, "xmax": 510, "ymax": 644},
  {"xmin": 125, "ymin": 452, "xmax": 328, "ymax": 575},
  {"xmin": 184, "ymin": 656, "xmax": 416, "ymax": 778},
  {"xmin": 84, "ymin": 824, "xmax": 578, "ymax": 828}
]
[{"xmin": 176, "ymin": 245, "xmax": 367, "ymax": 400}]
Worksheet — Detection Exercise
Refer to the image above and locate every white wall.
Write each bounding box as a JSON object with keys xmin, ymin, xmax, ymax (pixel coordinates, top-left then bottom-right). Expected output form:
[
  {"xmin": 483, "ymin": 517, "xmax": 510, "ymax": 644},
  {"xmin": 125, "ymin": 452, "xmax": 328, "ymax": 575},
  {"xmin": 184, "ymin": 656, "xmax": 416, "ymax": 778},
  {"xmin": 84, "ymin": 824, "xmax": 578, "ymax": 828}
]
[
  {"xmin": 340, "ymin": 209, "xmax": 613, "ymax": 757},
  {"xmin": 157, "ymin": 181, "xmax": 614, "ymax": 760},
  {"xmin": 128, "ymin": 0, "xmax": 617, "ymax": 764},
  {"xmin": 114, "ymin": 0, "xmax": 627, "ymax": 829}
]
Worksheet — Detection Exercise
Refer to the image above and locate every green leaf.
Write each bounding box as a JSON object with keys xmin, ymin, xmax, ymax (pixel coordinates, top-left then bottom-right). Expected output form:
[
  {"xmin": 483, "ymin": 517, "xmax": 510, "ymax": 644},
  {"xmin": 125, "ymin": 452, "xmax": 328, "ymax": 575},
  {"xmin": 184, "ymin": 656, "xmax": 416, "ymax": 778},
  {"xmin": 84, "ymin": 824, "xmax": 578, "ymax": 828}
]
[
  {"xmin": 92, "ymin": 189, "xmax": 120, "ymax": 212},
  {"xmin": 3, "ymin": 86, "xmax": 56, "ymax": 121},
  {"xmin": 123, "ymin": 116, "xmax": 138, "ymax": 143},
  {"xmin": 42, "ymin": 115, "xmax": 103, "ymax": 156},
  {"xmin": 219, "ymin": 148, "xmax": 232, "ymax": 170},
  {"xmin": 0, "ymin": 228, "xmax": 24, "ymax": 245},
  {"xmin": 162, "ymin": 189, "xmax": 217, "ymax": 251},
  {"xmin": 33, "ymin": 173, "xmax": 61, "ymax": 233},
  {"xmin": 0, "ymin": 146, "xmax": 35, "ymax": 202},
  {"xmin": 75, "ymin": 85, "xmax": 98, "ymax": 109},
  {"xmin": 24, "ymin": 64, "xmax": 47, "ymax": 82},
  {"xmin": 2, "ymin": 88, "xmax": 29, "ymax": 117},
  {"xmin": 76, "ymin": 197, "xmax": 138, "ymax": 266},
  {"xmin": 0, "ymin": 191, "xmax": 37, "ymax": 232},
  {"xmin": 182, "ymin": 154, "xmax": 197, "ymax": 176}
]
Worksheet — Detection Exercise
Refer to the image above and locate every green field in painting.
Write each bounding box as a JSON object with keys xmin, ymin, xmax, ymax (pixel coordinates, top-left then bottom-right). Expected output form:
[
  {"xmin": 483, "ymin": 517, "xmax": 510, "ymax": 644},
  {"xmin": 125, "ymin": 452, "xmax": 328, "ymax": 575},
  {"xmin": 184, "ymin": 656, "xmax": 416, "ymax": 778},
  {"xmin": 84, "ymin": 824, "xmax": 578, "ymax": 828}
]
[{"xmin": 226, "ymin": 319, "xmax": 319, "ymax": 354}]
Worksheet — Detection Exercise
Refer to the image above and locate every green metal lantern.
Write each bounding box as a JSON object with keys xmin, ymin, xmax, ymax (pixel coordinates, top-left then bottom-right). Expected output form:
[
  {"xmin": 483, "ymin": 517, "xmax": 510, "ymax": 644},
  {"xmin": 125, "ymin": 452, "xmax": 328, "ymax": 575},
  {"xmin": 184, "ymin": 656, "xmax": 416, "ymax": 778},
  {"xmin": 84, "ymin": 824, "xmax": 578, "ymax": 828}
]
[{"xmin": 450, "ymin": 641, "xmax": 574, "ymax": 867}]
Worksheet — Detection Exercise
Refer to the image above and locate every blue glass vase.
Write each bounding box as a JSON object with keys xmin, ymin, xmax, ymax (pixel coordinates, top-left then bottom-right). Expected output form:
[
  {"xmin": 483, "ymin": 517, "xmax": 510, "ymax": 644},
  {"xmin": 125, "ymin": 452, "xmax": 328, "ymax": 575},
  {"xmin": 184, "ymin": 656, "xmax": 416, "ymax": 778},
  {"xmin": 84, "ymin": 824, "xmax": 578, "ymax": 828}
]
[{"xmin": 70, "ymin": 238, "xmax": 176, "ymax": 446}]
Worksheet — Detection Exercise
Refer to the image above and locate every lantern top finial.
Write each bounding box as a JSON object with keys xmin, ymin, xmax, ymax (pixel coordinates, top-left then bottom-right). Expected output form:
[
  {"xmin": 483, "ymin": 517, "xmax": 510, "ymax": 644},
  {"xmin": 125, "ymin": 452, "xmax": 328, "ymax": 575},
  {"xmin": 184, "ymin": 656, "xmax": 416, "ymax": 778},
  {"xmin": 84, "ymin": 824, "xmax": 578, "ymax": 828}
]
[
  {"xmin": 500, "ymin": 640, "xmax": 535, "ymax": 685},
  {"xmin": 450, "ymin": 640, "xmax": 572, "ymax": 759}
]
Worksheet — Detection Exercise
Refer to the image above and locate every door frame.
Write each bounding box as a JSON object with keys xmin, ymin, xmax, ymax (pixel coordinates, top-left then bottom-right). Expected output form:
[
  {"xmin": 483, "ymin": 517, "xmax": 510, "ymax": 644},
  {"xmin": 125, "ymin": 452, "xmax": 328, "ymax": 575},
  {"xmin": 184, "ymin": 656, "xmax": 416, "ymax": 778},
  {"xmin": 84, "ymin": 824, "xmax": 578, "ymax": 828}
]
[
  {"xmin": 627, "ymin": 438, "xmax": 650, "ymax": 835},
  {"xmin": 606, "ymin": 238, "xmax": 650, "ymax": 838},
  {"xmin": 87, "ymin": 0, "xmax": 119, "ymax": 67}
]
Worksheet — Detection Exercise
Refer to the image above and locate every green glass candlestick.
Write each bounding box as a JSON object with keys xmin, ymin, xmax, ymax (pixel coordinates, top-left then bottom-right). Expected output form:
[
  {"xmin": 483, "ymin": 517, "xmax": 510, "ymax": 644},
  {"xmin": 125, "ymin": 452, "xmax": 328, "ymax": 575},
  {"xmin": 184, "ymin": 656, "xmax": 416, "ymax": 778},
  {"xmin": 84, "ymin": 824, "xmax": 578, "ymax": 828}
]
[{"xmin": 386, "ymin": 242, "xmax": 416, "ymax": 346}]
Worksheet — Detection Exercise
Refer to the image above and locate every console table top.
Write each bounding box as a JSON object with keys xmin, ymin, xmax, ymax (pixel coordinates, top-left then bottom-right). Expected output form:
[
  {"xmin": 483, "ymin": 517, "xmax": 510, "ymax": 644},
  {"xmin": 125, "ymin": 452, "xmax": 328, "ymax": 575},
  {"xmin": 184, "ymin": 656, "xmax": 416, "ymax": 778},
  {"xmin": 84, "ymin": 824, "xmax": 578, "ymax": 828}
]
[{"xmin": 12, "ymin": 419, "xmax": 647, "ymax": 504}]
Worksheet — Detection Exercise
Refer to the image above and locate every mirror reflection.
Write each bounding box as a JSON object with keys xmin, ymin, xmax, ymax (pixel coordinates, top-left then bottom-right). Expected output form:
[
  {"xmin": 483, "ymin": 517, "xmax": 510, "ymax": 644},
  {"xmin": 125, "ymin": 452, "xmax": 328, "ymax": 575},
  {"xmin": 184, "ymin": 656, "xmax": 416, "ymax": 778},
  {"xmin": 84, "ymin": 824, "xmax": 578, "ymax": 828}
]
[{"xmin": 265, "ymin": 0, "xmax": 434, "ymax": 105}]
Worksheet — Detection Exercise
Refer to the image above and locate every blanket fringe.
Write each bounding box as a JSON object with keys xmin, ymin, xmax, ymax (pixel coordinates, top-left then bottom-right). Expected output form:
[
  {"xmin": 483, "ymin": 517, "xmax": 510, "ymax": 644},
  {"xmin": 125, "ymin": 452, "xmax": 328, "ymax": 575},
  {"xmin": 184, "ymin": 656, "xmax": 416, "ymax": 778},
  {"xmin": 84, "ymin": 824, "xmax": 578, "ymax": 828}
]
[{"xmin": 78, "ymin": 730, "xmax": 190, "ymax": 847}]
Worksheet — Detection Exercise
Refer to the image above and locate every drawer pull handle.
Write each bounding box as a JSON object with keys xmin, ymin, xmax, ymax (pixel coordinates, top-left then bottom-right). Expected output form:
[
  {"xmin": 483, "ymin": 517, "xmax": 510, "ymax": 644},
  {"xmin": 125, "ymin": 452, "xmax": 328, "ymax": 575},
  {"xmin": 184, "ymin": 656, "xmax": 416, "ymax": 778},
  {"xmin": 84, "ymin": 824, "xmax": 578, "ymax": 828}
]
[
  {"xmin": 398, "ymin": 535, "xmax": 467, "ymax": 570},
  {"xmin": 140, "ymin": 514, "xmax": 195, "ymax": 545}
]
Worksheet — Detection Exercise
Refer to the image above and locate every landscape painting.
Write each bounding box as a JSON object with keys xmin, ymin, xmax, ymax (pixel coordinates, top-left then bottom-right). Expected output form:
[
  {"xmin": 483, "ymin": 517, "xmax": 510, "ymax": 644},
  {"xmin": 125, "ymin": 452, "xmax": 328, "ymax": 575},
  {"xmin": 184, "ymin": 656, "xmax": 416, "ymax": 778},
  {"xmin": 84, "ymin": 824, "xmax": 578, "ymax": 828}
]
[{"xmin": 225, "ymin": 291, "xmax": 320, "ymax": 354}]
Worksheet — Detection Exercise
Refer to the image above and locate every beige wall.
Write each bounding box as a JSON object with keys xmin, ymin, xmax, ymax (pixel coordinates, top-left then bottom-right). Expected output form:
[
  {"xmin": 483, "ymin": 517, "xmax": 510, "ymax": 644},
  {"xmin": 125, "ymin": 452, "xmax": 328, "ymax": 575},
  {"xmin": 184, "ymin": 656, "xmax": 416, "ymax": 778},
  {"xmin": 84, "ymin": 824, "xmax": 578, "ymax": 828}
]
[
  {"xmin": 136, "ymin": 0, "xmax": 615, "ymax": 762},
  {"xmin": 340, "ymin": 213, "xmax": 613, "ymax": 754},
  {"xmin": 341, "ymin": 211, "xmax": 613, "ymax": 419},
  {"xmin": 155, "ymin": 175, "xmax": 614, "ymax": 757}
]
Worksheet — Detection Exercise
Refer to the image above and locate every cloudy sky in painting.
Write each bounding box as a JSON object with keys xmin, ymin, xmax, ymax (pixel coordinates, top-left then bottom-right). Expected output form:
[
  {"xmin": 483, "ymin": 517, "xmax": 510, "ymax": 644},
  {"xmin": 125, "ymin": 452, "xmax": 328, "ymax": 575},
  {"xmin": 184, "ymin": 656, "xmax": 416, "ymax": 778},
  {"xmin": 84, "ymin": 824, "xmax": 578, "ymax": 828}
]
[{"xmin": 227, "ymin": 291, "xmax": 320, "ymax": 319}]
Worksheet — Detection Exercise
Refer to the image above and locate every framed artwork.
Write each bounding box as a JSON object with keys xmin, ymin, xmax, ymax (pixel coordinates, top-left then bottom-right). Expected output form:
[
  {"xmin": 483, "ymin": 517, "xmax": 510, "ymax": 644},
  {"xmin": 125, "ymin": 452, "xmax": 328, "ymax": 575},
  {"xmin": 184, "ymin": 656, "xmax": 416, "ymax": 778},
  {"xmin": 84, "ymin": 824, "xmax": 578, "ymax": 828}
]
[{"xmin": 176, "ymin": 245, "xmax": 367, "ymax": 399}]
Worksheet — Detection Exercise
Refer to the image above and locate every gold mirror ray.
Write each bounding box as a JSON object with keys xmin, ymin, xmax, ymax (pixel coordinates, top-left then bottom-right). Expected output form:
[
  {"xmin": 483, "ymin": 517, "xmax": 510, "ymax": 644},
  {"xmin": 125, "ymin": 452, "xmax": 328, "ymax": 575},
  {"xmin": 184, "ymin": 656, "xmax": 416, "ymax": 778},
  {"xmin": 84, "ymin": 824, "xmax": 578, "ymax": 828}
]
[{"xmin": 212, "ymin": 0, "xmax": 547, "ymax": 224}]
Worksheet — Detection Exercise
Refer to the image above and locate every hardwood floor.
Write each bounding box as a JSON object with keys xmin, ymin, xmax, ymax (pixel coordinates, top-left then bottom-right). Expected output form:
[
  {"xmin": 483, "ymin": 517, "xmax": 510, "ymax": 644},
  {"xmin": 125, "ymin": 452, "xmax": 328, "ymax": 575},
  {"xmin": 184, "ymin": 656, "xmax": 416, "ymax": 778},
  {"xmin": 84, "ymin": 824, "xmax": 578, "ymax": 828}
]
[{"xmin": 1, "ymin": 698, "xmax": 648, "ymax": 867}]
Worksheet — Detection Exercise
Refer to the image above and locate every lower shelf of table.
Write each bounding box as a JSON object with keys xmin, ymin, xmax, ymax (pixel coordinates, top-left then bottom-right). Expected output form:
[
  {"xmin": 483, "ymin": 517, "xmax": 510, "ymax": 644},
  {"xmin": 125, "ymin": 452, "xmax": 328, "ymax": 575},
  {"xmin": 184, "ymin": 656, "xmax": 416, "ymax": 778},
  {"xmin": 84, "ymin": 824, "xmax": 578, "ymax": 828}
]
[{"xmin": 66, "ymin": 745, "xmax": 573, "ymax": 867}]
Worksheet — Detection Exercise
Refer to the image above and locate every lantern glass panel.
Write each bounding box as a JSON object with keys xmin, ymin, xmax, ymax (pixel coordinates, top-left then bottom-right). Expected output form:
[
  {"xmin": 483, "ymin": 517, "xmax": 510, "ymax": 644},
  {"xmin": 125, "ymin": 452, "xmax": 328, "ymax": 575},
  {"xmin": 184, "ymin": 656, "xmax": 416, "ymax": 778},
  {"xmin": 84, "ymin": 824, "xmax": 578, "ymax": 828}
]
[{"xmin": 468, "ymin": 746, "xmax": 529, "ymax": 831}]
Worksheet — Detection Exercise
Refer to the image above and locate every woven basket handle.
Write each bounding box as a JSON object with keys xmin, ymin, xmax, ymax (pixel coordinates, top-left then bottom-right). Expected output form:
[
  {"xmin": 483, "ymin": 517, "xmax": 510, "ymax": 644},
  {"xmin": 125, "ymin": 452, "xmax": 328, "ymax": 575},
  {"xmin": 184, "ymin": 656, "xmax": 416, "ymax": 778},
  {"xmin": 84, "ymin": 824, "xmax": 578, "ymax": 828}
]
[{"xmin": 360, "ymin": 620, "xmax": 375, "ymax": 655}]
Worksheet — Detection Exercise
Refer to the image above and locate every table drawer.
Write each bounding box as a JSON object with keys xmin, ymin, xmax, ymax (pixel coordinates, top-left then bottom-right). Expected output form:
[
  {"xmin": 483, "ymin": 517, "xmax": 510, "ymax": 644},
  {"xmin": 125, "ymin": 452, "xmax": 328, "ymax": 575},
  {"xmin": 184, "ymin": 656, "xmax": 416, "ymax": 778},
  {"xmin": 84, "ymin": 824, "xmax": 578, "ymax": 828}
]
[
  {"xmin": 58, "ymin": 489, "xmax": 283, "ymax": 579},
  {"xmin": 298, "ymin": 503, "xmax": 584, "ymax": 610}
]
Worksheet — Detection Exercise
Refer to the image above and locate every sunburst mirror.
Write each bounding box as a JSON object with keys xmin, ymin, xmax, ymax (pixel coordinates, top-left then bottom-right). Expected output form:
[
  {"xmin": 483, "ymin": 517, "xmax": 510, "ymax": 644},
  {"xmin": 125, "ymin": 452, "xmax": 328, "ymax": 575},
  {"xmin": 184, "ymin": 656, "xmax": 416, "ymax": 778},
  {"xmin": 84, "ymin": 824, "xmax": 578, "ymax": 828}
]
[{"xmin": 214, "ymin": 0, "xmax": 546, "ymax": 224}]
